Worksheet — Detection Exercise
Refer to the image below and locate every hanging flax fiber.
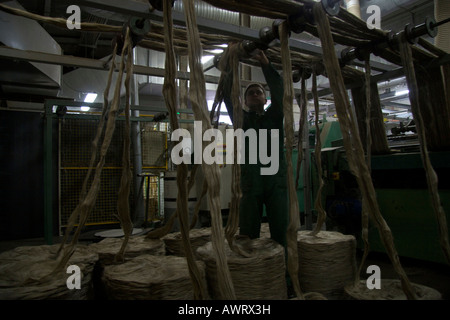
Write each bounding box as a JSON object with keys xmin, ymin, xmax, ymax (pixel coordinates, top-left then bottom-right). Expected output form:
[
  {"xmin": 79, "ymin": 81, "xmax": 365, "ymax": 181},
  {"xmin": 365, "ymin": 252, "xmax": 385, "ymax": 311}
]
[
  {"xmin": 54, "ymin": 28, "xmax": 134, "ymax": 275},
  {"xmin": 58, "ymin": 42, "xmax": 117, "ymax": 253},
  {"xmin": 350, "ymin": 79, "xmax": 390, "ymax": 155},
  {"xmin": 313, "ymin": 3, "xmax": 417, "ymax": 299},
  {"xmin": 115, "ymin": 29, "xmax": 134, "ymax": 263},
  {"xmin": 182, "ymin": 0, "xmax": 235, "ymax": 300},
  {"xmin": 161, "ymin": 0, "xmax": 208, "ymax": 300},
  {"xmin": 398, "ymin": 36, "xmax": 450, "ymax": 265},
  {"xmin": 216, "ymin": 43, "xmax": 253, "ymax": 258},
  {"xmin": 310, "ymin": 70, "xmax": 326, "ymax": 236},
  {"xmin": 279, "ymin": 20, "xmax": 303, "ymax": 300},
  {"xmin": 355, "ymin": 59, "xmax": 373, "ymax": 284},
  {"xmin": 102, "ymin": 254, "xmax": 208, "ymax": 300},
  {"xmin": 294, "ymin": 74, "xmax": 308, "ymax": 190}
]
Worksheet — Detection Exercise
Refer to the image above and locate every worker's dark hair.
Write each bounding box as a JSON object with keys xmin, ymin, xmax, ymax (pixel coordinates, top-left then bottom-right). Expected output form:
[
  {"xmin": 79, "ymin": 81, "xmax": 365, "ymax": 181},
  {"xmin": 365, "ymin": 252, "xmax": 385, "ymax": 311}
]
[{"xmin": 244, "ymin": 83, "xmax": 266, "ymax": 98}]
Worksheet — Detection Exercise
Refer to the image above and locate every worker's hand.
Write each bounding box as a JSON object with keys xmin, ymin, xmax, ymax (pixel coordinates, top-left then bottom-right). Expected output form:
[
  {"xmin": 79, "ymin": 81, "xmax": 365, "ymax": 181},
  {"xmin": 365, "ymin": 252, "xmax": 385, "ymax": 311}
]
[{"xmin": 252, "ymin": 49, "xmax": 269, "ymax": 66}]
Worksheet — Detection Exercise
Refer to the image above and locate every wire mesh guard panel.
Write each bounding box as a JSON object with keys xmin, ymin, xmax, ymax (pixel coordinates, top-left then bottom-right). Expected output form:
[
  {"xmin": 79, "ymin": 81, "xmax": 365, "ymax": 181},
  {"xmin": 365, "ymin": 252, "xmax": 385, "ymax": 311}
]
[
  {"xmin": 142, "ymin": 175, "xmax": 162, "ymax": 222},
  {"xmin": 141, "ymin": 122, "xmax": 167, "ymax": 169},
  {"xmin": 59, "ymin": 118, "xmax": 166, "ymax": 227},
  {"xmin": 59, "ymin": 167, "xmax": 128, "ymax": 226}
]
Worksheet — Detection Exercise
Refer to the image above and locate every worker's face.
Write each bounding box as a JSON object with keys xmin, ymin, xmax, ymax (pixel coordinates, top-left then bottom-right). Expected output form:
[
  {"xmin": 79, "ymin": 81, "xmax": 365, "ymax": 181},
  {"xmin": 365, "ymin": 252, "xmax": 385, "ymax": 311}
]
[{"xmin": 245, "ymin": 86, "xmax": 267, "ymax": 112}]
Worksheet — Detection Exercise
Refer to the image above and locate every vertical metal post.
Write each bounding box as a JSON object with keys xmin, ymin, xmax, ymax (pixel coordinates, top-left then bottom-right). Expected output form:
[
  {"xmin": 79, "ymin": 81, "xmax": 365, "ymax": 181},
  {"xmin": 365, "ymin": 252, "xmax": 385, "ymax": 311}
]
[
  {"xmin": 131, "ymin": 47, "xmax": 145, "ymax": 226},
  {"xmin": 43, "ymin": 101, "xmax": 53, "ymax": 244}
]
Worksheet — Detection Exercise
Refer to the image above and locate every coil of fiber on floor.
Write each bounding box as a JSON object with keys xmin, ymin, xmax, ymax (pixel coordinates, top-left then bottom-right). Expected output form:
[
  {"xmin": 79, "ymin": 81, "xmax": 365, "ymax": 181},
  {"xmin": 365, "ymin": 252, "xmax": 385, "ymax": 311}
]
[
  {"xmin": 297, "ymin": 231, "xmax": 357, "ymax": 299},
  {"xmin": 345, "ymin": 279, "xmax": 442, "ymax": 300},
  {"xmin": 89, "ymin": 236, "xmax": 165, "ymax": 299},
  {"xmin": 197, "ymin": 237, "xmax": 287, "ymax": 300},
  {"xmin": 101, "ymin": 254, "xmax": 208, "ymax": 300},
  {"xmin": 162, "ymin": 227, "xmax": 211, "ymax": 258},
  {"xmin": 89, "ymin": 235, "xmax": 165, "ymax": 266},
  {"xmin": 0, "ymin": 244, "xmax": 98, "ymax": 300}
]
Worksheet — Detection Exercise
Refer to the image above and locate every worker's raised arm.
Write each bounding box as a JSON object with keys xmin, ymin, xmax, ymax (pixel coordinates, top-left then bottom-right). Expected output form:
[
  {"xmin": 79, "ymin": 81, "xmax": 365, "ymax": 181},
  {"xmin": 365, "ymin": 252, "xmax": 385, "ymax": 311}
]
[{"xmin": 257, "ymin": 52, "xmax": 284, "ymax": 118}]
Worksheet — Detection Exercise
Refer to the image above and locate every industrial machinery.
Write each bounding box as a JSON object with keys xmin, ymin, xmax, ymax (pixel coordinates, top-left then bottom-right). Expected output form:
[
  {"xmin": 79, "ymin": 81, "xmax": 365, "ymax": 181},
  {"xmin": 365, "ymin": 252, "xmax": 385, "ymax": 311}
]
[{"xmin": 310, "ymin": 120, "xmax": 450, "ymax": 265}]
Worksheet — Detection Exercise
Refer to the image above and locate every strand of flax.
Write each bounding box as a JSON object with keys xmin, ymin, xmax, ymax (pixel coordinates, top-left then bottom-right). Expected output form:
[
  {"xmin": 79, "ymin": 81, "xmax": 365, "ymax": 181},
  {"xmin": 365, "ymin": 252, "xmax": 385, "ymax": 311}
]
[
  {"xmin": 57, "ymin": 45, "xmax": 117, "ymax": 256},
  {"xmin": 219, "ymin": 44, "xmax": 252, "ymax": 257},
  {"xmin": 115, "ymin": 33, "xmax": 134, "ymax": 262},
  {"xmin": 182, "ymin": 0, "xmax": 236, "ymax": 300},
  {"xmin": 219, "ymin": 45, "xmax": 242, "ymax": 240},
  {"xmin": 313, "ymin": 3, "xmax": 417, "ymax": 299},
  {"xmin": 398, "ymin": 36, "xmax": 450, "ymax": 265},
  {"xmin": 310, "ymin": 70, "xmax": 326, "ymax": 236},
  {"xmin": 279, "ymin": 20, "xmax": 304, "ymax": 300},
  {"xmin": 295, "ymin": 75, "xmax": 307, "ymax": 190},
  {"xmin": 54, "ymin": 29, "xmax": 133, "ymax": 271},
  {"xmin": 161, "ymin": 0, "xmax": 207, "ymax": 300},
  {"xmin": 355, "ymin": 59, "xmax": 373, "ymax": 284}
]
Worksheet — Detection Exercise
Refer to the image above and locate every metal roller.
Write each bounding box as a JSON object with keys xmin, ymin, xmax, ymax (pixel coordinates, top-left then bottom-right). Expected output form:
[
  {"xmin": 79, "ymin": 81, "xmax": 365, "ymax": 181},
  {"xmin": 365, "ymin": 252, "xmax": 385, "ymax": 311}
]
[
  {"xmin": 321, "ymin": 0, "xmax": 342, "ymax": 17},
  {"xmin": 339, "ymin": 17, "xmax": 448, "ymax": 65}
]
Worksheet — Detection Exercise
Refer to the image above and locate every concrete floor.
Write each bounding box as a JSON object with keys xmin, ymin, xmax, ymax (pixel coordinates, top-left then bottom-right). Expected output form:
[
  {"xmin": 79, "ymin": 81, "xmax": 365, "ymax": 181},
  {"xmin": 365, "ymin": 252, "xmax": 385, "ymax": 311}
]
[{"xmin": 1, "ymin": 234, "xmax": 449, "ymax": 300}]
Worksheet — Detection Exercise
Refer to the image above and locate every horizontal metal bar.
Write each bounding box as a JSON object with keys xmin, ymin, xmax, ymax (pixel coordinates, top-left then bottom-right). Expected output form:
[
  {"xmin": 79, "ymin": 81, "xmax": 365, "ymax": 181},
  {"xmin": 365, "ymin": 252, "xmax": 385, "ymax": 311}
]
[{"xmin": 0, "ymin": 46, "xmax": 220, "ymax": 84}]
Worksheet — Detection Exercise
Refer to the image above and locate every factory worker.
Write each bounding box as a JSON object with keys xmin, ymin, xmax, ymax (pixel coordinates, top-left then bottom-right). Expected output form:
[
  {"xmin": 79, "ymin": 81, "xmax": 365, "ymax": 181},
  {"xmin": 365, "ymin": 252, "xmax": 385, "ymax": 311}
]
[{"xmin": 222, "ymin": 45, "xmax": 288, "ymax": 249}]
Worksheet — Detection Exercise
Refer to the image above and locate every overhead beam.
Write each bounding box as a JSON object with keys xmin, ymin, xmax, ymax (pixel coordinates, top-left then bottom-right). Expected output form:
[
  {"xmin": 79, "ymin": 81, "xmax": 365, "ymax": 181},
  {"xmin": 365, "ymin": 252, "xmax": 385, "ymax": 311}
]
[{"xmin": 66, "ymin": 0, "xmax": 396, "ymax": 73}]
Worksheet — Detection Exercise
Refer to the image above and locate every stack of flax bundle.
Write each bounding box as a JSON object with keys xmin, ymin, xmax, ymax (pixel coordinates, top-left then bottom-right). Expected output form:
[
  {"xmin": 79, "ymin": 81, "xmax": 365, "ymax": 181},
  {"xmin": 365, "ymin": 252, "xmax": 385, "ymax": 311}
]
[
  {"xmin": 0, "ymin": 244, "xmax": 98, "ymax": 300},
  {"xmin": 89, "ymin": 235, "xmax": 165, "ymax": 266},
  {"xmin": 197, "ymin": 237, "xmax": 288, "ymax": 300},
  {"xmin": 345, "ymin": 279, "xmax": 442, "ymax": 300},
  {"xmin": 162, "ymin": 227, "xmax": 212, "ymax": 258},
  {"xmin": 101, "ymin": 254, "xmax": 209, "ymax": 300},
  {"xmin": 89, "ymin": 235, "xmax": 165, "ymax": 299},
  {"xmin": 297, "ymin": 231, "xmax": 357, "ymax": 299}
]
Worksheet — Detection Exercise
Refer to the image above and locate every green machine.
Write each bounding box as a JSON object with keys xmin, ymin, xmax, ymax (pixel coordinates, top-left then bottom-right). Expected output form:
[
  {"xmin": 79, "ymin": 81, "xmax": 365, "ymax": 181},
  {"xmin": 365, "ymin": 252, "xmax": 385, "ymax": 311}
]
[
  {"xmin": 277, "ymin": 120, "xmax": 343, "ymax": 228},
  {"xmin": 313, "ymin": 121, "xmax": 450, "ymax": 265}
]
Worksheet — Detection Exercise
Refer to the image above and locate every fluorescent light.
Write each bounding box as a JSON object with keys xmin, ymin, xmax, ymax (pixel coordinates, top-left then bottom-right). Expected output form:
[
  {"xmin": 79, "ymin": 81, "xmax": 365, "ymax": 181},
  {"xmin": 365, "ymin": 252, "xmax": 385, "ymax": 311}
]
[
  {"xmin": 80, "ymin": 106, "xmax": 90, "ymax": 112},
  {"xmin": 395, "ymin": 90, "xmax": 409, "ymax": 97},
  {"xmin": 201, "ymin": 55, "xmax": 214, "ymax": 64},
  {"xmin": 84, "ymin": 93, "xmax": 97, "ymax": 103}
]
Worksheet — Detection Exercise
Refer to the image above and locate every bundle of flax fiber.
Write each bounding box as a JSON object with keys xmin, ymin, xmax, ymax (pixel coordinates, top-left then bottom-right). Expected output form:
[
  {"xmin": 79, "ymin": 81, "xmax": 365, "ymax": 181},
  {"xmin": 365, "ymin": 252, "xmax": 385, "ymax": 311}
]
[
  {"xmin": 345, "ymin": 279, "xmax": 442, "ymax": 300},
  {"xmin": 89, "ymin": 235, "xmax": 165, "ymax": 266},
  {"xmin": 101, "ymin": 254, "xmax": 209, "ymax": 300},
  {"xmin": 197, "ymin": 237, "xmax": 288, "ymax": 300},
  {"xmin": 162, "ymin": 227, "xmax": 211, "ymax": 258},
  {"xmin": 0, "ymin": 244, "xmax": 98, "ymax": 300},
  {"xmin": 89, "ymin": 235, "xmax": 165, "ymax": 299},
  {"xmin": 297, "ymin": 231, "xmax": 357, "ymax": 300}
]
